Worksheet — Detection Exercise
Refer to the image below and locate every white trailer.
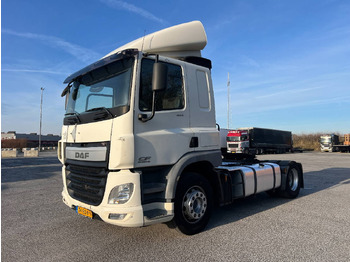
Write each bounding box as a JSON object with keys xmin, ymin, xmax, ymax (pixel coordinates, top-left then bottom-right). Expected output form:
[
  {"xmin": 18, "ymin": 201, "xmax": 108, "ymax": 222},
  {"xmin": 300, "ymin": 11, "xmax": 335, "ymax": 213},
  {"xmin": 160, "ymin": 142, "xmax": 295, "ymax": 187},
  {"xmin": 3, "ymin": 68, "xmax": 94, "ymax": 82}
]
[{"xmin": 58, "ymin": 21, "xmax": 303, "ymax": 235}]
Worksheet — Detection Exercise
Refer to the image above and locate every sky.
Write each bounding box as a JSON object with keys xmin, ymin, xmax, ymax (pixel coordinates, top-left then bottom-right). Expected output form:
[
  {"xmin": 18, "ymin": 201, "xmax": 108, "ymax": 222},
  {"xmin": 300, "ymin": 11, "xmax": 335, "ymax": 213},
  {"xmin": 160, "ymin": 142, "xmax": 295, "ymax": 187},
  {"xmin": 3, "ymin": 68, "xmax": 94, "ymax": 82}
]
[{"xmin": 1, "ymin": 0, "xmax": 350, "ymax": 135}]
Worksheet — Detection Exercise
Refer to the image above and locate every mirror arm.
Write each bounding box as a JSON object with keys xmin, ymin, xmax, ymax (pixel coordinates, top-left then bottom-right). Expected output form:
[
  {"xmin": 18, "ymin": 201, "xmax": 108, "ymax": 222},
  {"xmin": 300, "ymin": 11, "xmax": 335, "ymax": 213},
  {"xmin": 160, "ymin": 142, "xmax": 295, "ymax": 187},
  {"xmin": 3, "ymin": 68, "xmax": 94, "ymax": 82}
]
[
  {"xmin": 138, "ymin": 91, "xmax": 156, "ymax": 122},
  {"xmin": 65, "ymin": 91, "xmax": 70, "ymax": 110},
  {"xmin": 61, "ymin": 80, "xmax": 73, "ymax": 97},
  {"xmin": 138, "ymin": 54, "xmax": 167, "ymax": 122}
]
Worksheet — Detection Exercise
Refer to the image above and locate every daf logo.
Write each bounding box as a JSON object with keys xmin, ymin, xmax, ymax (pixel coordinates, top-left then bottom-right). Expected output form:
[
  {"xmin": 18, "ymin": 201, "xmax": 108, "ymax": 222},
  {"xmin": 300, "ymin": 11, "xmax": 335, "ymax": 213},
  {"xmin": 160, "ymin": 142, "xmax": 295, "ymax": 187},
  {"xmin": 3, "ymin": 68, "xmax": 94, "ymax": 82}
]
[{"xmin": 75, "ymin": 152, "xmax": 89, "ymax": 159}]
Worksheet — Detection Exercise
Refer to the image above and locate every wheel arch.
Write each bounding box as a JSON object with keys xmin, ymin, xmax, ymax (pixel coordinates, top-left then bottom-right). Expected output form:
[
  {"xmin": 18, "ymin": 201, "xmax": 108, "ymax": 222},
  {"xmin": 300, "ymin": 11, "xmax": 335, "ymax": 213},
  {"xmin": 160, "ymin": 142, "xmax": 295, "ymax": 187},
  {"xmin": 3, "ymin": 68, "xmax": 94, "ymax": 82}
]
[
  {"xmin": 164, "ymin": 150, "xmax": 222, "ymax": 202},
  {"xmin": 181, "ymin": 161, "xmax": 221, "ymax": 206}
]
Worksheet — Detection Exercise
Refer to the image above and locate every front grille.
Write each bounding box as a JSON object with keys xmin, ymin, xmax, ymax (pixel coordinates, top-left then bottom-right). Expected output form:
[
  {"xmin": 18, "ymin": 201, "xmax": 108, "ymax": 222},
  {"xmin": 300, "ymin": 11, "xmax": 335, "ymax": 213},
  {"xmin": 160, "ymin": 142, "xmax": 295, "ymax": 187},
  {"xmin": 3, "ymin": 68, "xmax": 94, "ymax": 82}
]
[
  {"xmin": 229, "ymin": 144, "xmax": 239, "ymax": 148},
  {"xmin": 66, "ymin": 164, "xmax": 108, "ymax": 206}
]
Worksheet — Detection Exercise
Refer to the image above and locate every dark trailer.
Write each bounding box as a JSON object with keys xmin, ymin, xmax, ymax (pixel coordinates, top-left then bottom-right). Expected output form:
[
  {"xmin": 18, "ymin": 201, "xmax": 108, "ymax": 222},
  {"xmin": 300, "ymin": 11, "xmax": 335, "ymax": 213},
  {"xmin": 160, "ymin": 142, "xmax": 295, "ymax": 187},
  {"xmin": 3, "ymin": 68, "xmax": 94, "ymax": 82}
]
[{"xmin": 249, "ymin": 127, "xmax": 292, "ymax": 154}]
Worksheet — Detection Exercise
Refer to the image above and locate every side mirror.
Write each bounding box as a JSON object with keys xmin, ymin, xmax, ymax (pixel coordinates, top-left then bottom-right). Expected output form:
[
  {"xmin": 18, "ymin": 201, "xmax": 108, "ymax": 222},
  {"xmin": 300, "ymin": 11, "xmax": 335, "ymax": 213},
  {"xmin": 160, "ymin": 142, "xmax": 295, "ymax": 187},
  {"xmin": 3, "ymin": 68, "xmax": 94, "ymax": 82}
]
[{"xmin": 152, "ymin": 62, "xmax": 168, "ymax": 92}]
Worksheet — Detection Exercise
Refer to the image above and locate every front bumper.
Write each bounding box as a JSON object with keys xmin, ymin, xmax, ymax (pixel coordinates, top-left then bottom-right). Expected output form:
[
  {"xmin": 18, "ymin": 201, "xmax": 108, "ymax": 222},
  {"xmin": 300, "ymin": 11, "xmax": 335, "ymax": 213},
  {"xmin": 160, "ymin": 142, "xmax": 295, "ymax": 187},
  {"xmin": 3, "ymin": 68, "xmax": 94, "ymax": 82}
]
[
  {"xmin": 62, "ymin": 167, "xmax": 174, "ymax": 227},
  {"xmin": 228, "ymin": 149, "xmax": 242, "ymax": 153},
  {"xmin": 62, "ymin": 168, "xmax": 144, "ymax": 227}
]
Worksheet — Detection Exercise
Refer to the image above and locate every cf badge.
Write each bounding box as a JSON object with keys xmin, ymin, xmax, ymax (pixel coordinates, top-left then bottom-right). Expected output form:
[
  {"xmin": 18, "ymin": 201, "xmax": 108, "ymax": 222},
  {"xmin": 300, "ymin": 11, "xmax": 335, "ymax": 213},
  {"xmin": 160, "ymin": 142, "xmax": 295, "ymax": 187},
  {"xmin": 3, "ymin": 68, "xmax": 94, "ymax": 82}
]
[{"xmin": 138, "ymin": 156, "xmax": 151, "ymax": 163}]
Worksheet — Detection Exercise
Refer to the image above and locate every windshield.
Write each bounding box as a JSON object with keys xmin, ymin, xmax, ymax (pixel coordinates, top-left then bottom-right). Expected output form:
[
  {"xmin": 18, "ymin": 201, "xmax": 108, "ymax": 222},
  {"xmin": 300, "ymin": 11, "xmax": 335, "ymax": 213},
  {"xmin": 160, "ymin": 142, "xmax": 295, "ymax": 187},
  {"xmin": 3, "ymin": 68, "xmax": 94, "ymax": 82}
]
[
  {"xmin": 65, "ymin": 57, "xmax": 134, "ymax": 116},
  {"xmin": 227, "ymin": 136, "xmax": 240, "ymax": 142},
  {"xmin": 320, "ymin": 137, "xmax": 331, "ymax": 143}
]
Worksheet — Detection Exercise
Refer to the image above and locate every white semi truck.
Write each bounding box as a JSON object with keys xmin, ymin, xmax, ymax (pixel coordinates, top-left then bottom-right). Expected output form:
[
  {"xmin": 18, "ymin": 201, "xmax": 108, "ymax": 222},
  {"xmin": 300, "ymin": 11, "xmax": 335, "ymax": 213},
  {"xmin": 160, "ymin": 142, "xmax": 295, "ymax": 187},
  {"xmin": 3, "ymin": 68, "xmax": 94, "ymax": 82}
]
[
  {"xmin": 58, "ymin": 21, "xmax": 303, "ymax": 235},
  {"xmin": 320, "ymin": 134, "xmax": 339, "ymax": 152}
]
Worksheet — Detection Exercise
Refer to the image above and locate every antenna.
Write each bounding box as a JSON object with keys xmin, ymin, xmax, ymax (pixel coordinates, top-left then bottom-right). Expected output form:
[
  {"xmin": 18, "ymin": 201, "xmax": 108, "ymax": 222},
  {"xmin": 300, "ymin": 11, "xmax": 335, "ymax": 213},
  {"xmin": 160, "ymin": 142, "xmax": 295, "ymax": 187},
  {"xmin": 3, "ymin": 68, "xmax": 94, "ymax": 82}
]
[
  {"xmin": 227, "ymin": 72, "xmax": 230, "ymax": 129},
  {"xmin": 141, "ymin": 29, "xmax": 146, "ymax": 52}
]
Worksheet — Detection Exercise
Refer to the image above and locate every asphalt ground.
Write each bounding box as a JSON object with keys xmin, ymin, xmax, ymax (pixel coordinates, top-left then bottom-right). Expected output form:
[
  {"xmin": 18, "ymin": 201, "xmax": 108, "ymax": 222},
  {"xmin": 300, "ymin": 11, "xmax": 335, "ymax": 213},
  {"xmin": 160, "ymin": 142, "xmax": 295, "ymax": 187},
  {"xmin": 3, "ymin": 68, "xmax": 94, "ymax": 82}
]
[{"xmin": 2, "ymin": 152, "xmax": 350, "ymax": 262}]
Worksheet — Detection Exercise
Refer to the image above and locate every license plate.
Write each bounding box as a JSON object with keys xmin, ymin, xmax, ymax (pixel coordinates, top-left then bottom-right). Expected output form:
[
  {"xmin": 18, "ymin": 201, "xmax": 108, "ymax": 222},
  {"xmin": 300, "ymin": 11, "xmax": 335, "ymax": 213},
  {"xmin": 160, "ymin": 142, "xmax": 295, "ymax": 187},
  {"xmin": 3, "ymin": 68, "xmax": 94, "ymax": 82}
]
[{"xmin": 76, "ymin": 206, "xmax": 93, "ymax": 219}]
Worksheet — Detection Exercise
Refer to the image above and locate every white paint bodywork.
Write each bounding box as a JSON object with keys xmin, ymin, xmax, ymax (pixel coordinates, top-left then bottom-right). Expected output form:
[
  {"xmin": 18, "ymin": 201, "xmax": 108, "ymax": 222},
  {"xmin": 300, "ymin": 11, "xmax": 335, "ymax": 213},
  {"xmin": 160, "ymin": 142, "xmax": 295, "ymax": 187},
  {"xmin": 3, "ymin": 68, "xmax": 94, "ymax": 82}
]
[
  {"xmin": 133, "ymin": 55, "xmax": 218, "ymax": 168},
  {"xmin": 104, "ymin": 21, "xmax": 207, "ymax": 59}
]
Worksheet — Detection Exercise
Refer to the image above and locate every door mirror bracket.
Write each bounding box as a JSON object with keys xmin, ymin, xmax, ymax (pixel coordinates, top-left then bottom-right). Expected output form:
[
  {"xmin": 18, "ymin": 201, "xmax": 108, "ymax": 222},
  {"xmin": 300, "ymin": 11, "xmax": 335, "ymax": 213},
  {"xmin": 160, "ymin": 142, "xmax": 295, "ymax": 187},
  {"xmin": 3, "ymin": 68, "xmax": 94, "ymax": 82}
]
[{"xmin": 139, "ymin": 55, "xmax": 168, "ymax": 122}]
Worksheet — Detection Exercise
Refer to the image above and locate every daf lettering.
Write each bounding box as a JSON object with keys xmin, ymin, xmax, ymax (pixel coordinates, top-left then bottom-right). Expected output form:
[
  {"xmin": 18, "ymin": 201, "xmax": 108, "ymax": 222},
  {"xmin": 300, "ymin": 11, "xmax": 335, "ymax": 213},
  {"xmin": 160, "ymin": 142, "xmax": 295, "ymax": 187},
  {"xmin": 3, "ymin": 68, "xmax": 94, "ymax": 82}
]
[{"xmin": 75, "ymin": 152, "xmax": 89, "ymax": 159}]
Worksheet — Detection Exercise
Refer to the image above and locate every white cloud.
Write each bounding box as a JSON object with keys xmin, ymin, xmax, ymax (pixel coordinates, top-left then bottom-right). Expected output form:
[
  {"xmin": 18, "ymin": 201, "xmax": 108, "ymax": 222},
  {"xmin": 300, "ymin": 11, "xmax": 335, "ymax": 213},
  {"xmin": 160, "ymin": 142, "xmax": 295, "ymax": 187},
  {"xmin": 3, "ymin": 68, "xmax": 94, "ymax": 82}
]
[
  {"xmin": 2, "ymin": 68, "xmax": 67, "ymax": 75},
  {"xmin": 100, "ymin": 0, "xmax": 166, "ymax": 24},
  {"xmin": 255, "ymin": 86, "xmax": 323, "ymax": 99},
  {"xmin": 240, "ymin": 55, "xmax": 261, "ymax": 68},
  {"xmin": 2, "ymin": 29, "xmax": 101, "ymax": 63}
]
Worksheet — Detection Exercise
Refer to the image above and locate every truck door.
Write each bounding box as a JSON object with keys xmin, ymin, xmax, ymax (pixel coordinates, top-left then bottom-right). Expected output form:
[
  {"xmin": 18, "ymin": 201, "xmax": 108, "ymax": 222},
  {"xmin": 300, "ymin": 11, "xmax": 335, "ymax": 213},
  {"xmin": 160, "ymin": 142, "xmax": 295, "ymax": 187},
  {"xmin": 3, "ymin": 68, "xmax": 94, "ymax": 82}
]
[{"xmin": 133, "ymin": 58, "xmax": 192, "ymax": 167}]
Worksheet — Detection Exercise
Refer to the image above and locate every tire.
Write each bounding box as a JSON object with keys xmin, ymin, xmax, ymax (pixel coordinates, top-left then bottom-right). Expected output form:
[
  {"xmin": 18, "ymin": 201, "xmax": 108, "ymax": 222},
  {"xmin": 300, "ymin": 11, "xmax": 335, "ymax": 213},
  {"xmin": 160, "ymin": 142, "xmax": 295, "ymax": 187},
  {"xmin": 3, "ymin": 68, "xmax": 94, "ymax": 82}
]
[
  {"xmin": 172, "ymin": 172, "xmax": 213, "ymax": 235},
  {"xmin": 279, "ymin": 163, "xmax": 301, "ymax": 199}
]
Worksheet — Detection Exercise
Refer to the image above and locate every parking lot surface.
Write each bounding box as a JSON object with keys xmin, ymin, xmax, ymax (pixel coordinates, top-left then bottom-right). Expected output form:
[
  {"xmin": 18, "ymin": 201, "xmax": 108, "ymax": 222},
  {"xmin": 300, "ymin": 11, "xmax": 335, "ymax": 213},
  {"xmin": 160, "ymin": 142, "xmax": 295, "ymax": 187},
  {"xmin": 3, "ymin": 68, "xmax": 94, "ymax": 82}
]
[{"xmin": 2, "ymin": 152, "xmax": 350, "ymax": 261}]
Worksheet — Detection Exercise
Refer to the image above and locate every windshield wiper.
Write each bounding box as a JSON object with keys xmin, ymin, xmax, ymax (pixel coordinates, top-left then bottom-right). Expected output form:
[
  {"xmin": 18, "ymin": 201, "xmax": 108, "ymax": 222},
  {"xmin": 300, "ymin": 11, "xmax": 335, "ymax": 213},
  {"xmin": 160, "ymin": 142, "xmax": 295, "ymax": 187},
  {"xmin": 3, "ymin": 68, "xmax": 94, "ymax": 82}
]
[
  {"xmin": 86, "ymin": 107, "xmax": 114, "ymax": 117},
  {"xmin": 64, "ymin": 112, "xmax": 81, "ymax": 123}
]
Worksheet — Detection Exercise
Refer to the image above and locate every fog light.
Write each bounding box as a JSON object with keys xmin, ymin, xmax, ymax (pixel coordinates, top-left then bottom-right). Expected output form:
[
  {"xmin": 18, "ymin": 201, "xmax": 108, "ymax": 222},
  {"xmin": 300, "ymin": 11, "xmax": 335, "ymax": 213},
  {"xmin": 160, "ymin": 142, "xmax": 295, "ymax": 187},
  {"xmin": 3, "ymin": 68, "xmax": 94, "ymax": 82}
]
[
  {"xmin": 109, "ymin": 213, "xmax": 127, "ymax": 220},
  {"xmin": 108, "ymin": 183, "xmax": 134, "ymax": 204}
]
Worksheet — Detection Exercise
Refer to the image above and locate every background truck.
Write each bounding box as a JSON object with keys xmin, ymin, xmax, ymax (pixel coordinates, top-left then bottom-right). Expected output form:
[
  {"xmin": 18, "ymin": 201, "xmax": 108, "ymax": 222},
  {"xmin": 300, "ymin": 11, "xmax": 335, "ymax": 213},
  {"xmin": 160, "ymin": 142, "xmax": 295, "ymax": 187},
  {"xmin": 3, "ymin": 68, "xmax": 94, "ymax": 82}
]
[
  {"xmin": 227, "ymin": 127, "xmax": 293, "ymax": 155},
  {"xmin": 320, "ymin": 134, "xmax": 339, "ymax": 152},
  {"xmin": 345, "ymin": 134, "xmax": 350, "ymax": 146},
  {"xmin": 58, "ymin": 21, "xmax": 303, "ymax": 235},
  {"xmin": 329, "ymin": 134, "xmax": 350, "ymax": 153}
]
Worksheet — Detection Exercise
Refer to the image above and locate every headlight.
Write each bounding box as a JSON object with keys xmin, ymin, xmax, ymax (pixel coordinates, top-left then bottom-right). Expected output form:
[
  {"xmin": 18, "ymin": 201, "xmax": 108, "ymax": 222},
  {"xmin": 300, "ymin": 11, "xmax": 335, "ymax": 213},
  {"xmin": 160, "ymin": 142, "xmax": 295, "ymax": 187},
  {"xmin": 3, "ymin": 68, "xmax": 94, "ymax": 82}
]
[{"xmin": 108, "ymin": 183, "xmax": 134, "ymax": 204}]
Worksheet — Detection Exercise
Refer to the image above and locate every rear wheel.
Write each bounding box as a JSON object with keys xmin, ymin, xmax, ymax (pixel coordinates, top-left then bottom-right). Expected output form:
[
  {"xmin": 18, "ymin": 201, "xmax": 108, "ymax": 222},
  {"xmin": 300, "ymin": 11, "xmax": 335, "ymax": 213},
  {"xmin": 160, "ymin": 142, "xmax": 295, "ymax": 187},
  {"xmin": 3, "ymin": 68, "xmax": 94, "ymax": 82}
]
[
  {"xmin": 173, "ymin": 172, "xmax": 213, "ymax": 235},
  {"xmin": 279, "ymin": 163, "xmax": 301, "ymax": 198}
]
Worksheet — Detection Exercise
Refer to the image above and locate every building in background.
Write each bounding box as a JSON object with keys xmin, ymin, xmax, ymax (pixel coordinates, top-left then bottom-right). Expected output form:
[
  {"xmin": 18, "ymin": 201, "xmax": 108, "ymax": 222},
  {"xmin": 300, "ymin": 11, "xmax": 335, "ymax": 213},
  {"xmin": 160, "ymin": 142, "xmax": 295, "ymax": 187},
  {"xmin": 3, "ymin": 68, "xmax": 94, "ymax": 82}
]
[{"xmin": 1, "ymin": 131, "xmax": 60, "ymax": 148}]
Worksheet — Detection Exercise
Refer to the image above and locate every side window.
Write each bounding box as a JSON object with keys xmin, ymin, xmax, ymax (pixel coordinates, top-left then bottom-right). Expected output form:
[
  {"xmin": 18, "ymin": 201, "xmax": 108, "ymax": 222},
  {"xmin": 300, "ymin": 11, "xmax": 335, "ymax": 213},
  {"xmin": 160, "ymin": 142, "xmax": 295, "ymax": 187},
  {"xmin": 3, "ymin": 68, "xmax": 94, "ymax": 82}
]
[
  {"xmin": 139, "ymin": 59, "xmax": 184, "ymax": 111},
  {"xmin": 196, "ymin": 70, "xmax": 210, "ymax": 109}
]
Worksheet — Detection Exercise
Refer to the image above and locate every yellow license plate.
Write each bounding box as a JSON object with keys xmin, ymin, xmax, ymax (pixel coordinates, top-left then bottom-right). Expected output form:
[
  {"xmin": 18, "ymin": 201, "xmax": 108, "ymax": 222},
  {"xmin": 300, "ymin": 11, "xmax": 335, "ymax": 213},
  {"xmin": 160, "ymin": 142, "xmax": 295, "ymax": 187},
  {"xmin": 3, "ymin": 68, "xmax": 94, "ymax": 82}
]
[{"xmin": 76, "ymin": 206, "xmax": 93, "ymax": 219}]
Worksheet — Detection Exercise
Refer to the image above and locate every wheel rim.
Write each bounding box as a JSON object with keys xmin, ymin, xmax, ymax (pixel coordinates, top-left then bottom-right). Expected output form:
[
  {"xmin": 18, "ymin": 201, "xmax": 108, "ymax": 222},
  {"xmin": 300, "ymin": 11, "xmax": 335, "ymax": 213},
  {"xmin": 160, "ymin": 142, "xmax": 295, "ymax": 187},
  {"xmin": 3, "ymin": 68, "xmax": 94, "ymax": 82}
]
[
  {"xmin": 288, "ymin": 168, "xmax": 299, "ymax": 191},
  {"xmin": 182, "ymin": 186, "xmax": 207, "ymax": 223}
]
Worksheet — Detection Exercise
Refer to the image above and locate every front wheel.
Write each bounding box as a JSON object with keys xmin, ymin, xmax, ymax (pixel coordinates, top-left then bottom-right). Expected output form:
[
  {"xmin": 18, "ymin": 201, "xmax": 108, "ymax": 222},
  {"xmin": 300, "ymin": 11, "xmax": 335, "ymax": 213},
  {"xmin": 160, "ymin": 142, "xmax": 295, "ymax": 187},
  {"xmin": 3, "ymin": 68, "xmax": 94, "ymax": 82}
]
[{"xmin": 173, "ymin": 172, "xmax": 213, "ymax": 235}]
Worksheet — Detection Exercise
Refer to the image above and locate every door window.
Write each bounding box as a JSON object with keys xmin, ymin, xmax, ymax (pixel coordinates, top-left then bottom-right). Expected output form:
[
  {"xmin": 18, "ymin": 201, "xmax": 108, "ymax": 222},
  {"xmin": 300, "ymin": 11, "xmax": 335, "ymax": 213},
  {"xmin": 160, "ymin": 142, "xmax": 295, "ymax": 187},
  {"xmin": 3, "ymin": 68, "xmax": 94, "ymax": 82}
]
[{"xmin": 139, "ymin": 59, "xmax": 184, "ymax": 111}]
